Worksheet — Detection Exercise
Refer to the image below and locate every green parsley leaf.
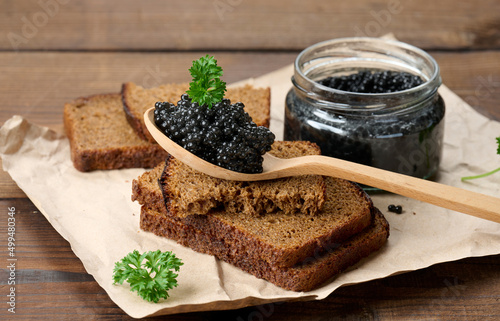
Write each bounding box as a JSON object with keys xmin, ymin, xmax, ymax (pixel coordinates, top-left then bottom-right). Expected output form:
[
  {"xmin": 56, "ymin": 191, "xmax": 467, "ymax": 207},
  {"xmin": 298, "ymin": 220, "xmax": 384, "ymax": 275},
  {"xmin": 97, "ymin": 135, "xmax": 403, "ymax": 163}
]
[
  {"xmin": 186, "ymin": 55, "xmax": 227, "ymax": 108},
  {"xmin": 461, "ymin": 136, "xmax": 500, "ymax": 181},
  {"xmin": 113, "ymin": 250, "xmax": 183, "ymax": 303}
]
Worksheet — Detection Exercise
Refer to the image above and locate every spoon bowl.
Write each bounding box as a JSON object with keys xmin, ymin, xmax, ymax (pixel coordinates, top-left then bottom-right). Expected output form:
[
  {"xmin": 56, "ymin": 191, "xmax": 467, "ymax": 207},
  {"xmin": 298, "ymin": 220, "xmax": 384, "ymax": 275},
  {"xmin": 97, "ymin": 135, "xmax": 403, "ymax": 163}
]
[{"xmin": 145, "ymin": 107, "xmax": 500, "ymax": 223}]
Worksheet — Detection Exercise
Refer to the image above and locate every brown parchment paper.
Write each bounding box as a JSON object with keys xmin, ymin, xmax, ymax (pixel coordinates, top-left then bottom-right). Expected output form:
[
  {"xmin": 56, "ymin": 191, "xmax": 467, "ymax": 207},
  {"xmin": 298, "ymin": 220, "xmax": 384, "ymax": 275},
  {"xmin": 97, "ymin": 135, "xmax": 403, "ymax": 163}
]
[{"xmin": 1, "ymin": 64, "xmax": 500, "ymax": 318}]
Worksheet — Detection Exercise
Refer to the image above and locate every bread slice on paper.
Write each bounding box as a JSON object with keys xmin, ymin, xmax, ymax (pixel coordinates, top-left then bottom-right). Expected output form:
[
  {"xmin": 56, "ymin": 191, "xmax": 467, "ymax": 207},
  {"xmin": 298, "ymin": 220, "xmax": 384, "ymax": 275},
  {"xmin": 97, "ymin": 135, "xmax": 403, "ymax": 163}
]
[
  {"xmin": 63, "ymin": 93, "xmax": 167, "ymax": 172},
  {"xmin": 140, "ymin": 205, "xmax": 389, "ymax": 292}
]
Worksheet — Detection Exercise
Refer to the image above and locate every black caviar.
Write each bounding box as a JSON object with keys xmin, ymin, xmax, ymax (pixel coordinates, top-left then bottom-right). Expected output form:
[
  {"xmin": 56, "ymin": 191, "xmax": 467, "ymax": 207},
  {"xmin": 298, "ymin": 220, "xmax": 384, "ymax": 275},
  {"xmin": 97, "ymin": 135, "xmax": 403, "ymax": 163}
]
[
  {"xmin": 319, "ymin": 71, "xmax": 423, "ymax": 93},
  {"xmin": 154, "ymin": 94, "xmax": 275, "ymax": 173},
  {"xmin": 388, "ymin": 204, "xmax": 403, "ymax": 214}
]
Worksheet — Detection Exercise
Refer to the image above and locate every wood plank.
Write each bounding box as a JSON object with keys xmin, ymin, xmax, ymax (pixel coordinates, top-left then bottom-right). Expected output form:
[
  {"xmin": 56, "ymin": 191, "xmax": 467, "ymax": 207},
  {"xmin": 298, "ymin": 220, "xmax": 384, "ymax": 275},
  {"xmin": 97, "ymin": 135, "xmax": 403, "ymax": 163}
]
[
  {"xmin": 1, "ymin": 0, "xmax": 499, "ymax": 51},
  {"xmin": 434, "ymin": 50, "xmax": 500, "ymax": 120},
  {"xmin": 0, "ymin": 51, "xmax": 297, "ymax": 128},
  {"xmin": 0, "ymin": 200, "xmax": 87, "ymax": 272},
  {"xmin": 0, "ymin": 50, "xmax": 499, "ymax": 129},
  {"xmin": 0, "ymin": 161, "xmax": 26, "ymax": 198}
]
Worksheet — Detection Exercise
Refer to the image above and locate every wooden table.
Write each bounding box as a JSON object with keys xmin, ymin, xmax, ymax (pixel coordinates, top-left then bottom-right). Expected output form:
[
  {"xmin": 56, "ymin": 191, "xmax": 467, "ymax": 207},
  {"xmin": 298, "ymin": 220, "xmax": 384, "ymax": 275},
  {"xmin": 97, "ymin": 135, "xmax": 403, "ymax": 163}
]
[{"xmin": 1, "ymin": 1, "xmax": 499, "ymax": 319}]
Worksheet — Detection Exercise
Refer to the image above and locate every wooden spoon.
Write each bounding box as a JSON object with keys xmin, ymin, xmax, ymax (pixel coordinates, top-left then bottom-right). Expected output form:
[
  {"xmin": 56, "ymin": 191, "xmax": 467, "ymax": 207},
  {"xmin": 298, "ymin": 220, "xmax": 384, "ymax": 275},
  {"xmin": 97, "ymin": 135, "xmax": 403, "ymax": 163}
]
[{"xmin": 145, "ymin": 107, "xmax": 500, "ymax": 223}]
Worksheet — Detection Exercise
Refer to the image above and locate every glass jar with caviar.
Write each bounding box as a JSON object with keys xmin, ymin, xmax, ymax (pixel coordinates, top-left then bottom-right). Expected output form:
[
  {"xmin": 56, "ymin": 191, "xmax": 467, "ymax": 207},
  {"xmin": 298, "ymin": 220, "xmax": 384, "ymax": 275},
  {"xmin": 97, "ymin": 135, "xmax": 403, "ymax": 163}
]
[{"xmin": 284, "ymin": 37, "xmax": 445, "ymax": 185}]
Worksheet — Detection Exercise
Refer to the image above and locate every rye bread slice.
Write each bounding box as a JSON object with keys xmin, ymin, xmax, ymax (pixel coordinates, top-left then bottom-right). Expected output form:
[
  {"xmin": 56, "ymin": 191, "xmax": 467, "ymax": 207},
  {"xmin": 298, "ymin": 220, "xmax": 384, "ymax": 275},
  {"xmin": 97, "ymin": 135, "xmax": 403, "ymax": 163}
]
[
  {"xmin": 160, "ymin": 141, "xmax": 326, "ymax": 217},
  {"xmin": 132, "ymin": 157, "xmax": 374, "ymax": 268},
  {"xmin": 63, "ymin": 93, "xmax": 168, "ymax": 172},
  {"xmin": 140, "ymin": 205, "xmax": 389, "ymax": 292},
  {"xmin": 122, "ymin": 82, "xmax": 271, "ymax": 142}
]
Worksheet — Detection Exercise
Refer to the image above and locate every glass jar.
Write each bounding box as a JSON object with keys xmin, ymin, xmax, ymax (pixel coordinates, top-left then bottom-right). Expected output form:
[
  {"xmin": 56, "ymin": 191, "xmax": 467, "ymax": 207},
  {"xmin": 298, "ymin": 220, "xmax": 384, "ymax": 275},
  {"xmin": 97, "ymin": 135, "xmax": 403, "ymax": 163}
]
[{"xmin": 284, "ymin": 37, "xmax": 445, "ymax": 184}]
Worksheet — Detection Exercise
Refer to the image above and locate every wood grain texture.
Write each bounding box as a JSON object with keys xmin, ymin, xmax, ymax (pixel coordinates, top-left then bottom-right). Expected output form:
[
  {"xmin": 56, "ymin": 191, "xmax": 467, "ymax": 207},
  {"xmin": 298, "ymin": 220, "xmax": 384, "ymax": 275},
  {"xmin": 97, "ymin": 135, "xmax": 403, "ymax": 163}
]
[
  {"xmin": 0, "ymin": 50, "xmax": 499, "ymax": 129},
  {"xmin": 0, "ymin": 51, "xmax": 294, "ymax": 128},
  {"xmin": 0, "ymin": 162, "xmax": 25, "ymax": 198},
  {"xmin": 2, "ymin": 0, "xmax": 500, "ymax": 51}
]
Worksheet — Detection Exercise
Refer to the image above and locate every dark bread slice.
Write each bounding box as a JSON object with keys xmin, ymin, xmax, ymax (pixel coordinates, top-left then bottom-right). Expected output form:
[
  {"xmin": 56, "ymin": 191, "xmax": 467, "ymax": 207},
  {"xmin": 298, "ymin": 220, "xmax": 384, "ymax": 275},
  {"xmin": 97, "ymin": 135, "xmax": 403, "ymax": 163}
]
[
  {"xmin": 132, "ymin": 158, "xmax": 374, "ymax": 268},
  {"xmin": 121, "ymin": 82, "xmax": 188, "ymax": 142},
  {"xmin": 160, "ymin": 141, "xmax": 326, "ymax": 217},
  {"xmin": 140, "ymin": 205, "xmax": 389, "ymax": 292},
  {"xmin": 122, "ymin": 82, "xmax": 271, "ymax": 142},
  {"xmin": 131, "ymin": 161, "xmax": 166, "ymax": 214},
  {"xmin": 63, "ymin": 93, "xmax": 168, "ymax": 172}
]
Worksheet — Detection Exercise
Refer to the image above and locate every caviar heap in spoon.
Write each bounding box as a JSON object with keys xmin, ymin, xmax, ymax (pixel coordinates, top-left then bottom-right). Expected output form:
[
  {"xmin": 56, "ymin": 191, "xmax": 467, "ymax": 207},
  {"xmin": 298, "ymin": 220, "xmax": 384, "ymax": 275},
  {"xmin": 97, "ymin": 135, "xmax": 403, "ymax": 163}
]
[{"xmin": 145, "ymin": 107, "xmax": 500, "ymax": 224}]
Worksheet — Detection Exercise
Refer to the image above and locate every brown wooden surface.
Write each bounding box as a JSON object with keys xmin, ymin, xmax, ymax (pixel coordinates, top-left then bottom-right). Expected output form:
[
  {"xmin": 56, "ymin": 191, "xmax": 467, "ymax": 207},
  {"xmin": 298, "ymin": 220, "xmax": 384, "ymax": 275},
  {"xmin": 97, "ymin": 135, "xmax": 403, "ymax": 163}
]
[
  {"xmin": 2, "ymin": 0, "xmax": 500, "ymax": 51},
  {"xmin": 1, "ymin": 0, "xmax": 499, "ymax": 320}
]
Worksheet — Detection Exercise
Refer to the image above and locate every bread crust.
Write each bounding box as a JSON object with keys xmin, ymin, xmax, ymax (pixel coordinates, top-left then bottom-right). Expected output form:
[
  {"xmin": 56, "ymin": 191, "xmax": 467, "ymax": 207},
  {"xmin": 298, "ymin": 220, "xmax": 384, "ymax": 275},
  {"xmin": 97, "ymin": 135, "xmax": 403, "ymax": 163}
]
[
  {"xmin": 140, "ymin": 206, "xmax": 389, "ymax": 292},
  {"xmin": 122, "ymin": 82, "xmax": 152, "ymax": 141},
  {"xmin": 63, "ymin": 93, "xmax": 168, "ymax": 172}
]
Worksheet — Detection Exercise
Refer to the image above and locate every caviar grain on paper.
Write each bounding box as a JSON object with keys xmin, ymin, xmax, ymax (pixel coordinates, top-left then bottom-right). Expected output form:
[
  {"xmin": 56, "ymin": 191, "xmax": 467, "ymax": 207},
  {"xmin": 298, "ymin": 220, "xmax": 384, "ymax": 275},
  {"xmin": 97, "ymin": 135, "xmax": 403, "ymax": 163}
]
[{"xmin": 1, "ymin": 65, "xmax": 500, "ymax": 318}]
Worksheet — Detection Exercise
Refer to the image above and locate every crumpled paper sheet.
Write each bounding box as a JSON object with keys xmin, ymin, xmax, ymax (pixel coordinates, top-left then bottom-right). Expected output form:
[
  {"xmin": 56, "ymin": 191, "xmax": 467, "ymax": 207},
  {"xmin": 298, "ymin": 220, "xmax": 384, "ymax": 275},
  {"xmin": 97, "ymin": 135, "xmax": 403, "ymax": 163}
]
[{"xmin": 1, "ymin": 64, "xmax": 500, "ymax": 319}]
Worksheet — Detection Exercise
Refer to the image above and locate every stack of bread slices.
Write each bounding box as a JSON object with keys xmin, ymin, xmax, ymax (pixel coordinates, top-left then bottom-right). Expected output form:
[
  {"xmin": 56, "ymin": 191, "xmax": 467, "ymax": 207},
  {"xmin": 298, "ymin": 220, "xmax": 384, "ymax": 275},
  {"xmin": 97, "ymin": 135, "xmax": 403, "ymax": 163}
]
[{"xmin": 63, "ymin": 82, "xmax": 389, "ymax": 292}]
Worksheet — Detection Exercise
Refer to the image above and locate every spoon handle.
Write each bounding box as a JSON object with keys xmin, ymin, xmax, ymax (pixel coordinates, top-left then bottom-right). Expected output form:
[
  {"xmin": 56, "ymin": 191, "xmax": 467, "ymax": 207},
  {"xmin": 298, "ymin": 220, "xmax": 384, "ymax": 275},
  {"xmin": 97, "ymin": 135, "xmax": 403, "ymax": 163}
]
[
  {"xmin": 144, "ymin": 107, "xmax": 499, "ymax": 223},
  {"xmin": 287, "ymin": 155, "xmax": 500, "ymax": 223}
]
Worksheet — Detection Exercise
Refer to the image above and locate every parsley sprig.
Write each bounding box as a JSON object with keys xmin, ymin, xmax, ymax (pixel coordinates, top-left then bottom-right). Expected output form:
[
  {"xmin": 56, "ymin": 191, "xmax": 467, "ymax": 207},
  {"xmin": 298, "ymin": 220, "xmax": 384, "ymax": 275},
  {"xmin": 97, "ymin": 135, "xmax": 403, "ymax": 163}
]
[
  {"xmin": 461, "ymin": 136, "xmax": 500, "ymax": 181},
  {"xmin": 113, "ymin": 250, "xmax": 183, "ymax": 303},
  {"xmin": 186, "ymin": 55, "xmax": 227, "ymax": 108}
]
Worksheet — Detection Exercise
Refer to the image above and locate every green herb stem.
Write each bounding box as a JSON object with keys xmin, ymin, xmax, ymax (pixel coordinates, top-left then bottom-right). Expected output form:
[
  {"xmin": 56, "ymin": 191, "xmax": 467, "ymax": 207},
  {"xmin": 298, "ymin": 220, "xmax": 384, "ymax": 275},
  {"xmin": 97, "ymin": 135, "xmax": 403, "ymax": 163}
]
[{"xmin": 461, "ymin": 166, "xmax": 500, "ymax": 181}]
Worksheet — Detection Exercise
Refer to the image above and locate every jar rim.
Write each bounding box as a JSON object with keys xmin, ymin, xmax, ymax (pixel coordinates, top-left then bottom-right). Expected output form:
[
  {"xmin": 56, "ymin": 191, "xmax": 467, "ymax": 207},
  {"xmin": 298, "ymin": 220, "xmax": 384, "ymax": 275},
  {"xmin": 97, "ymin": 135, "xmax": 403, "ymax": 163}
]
[{"xmin": 293, "ymin": 37, "xmax": 442, "ymax": 109}]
